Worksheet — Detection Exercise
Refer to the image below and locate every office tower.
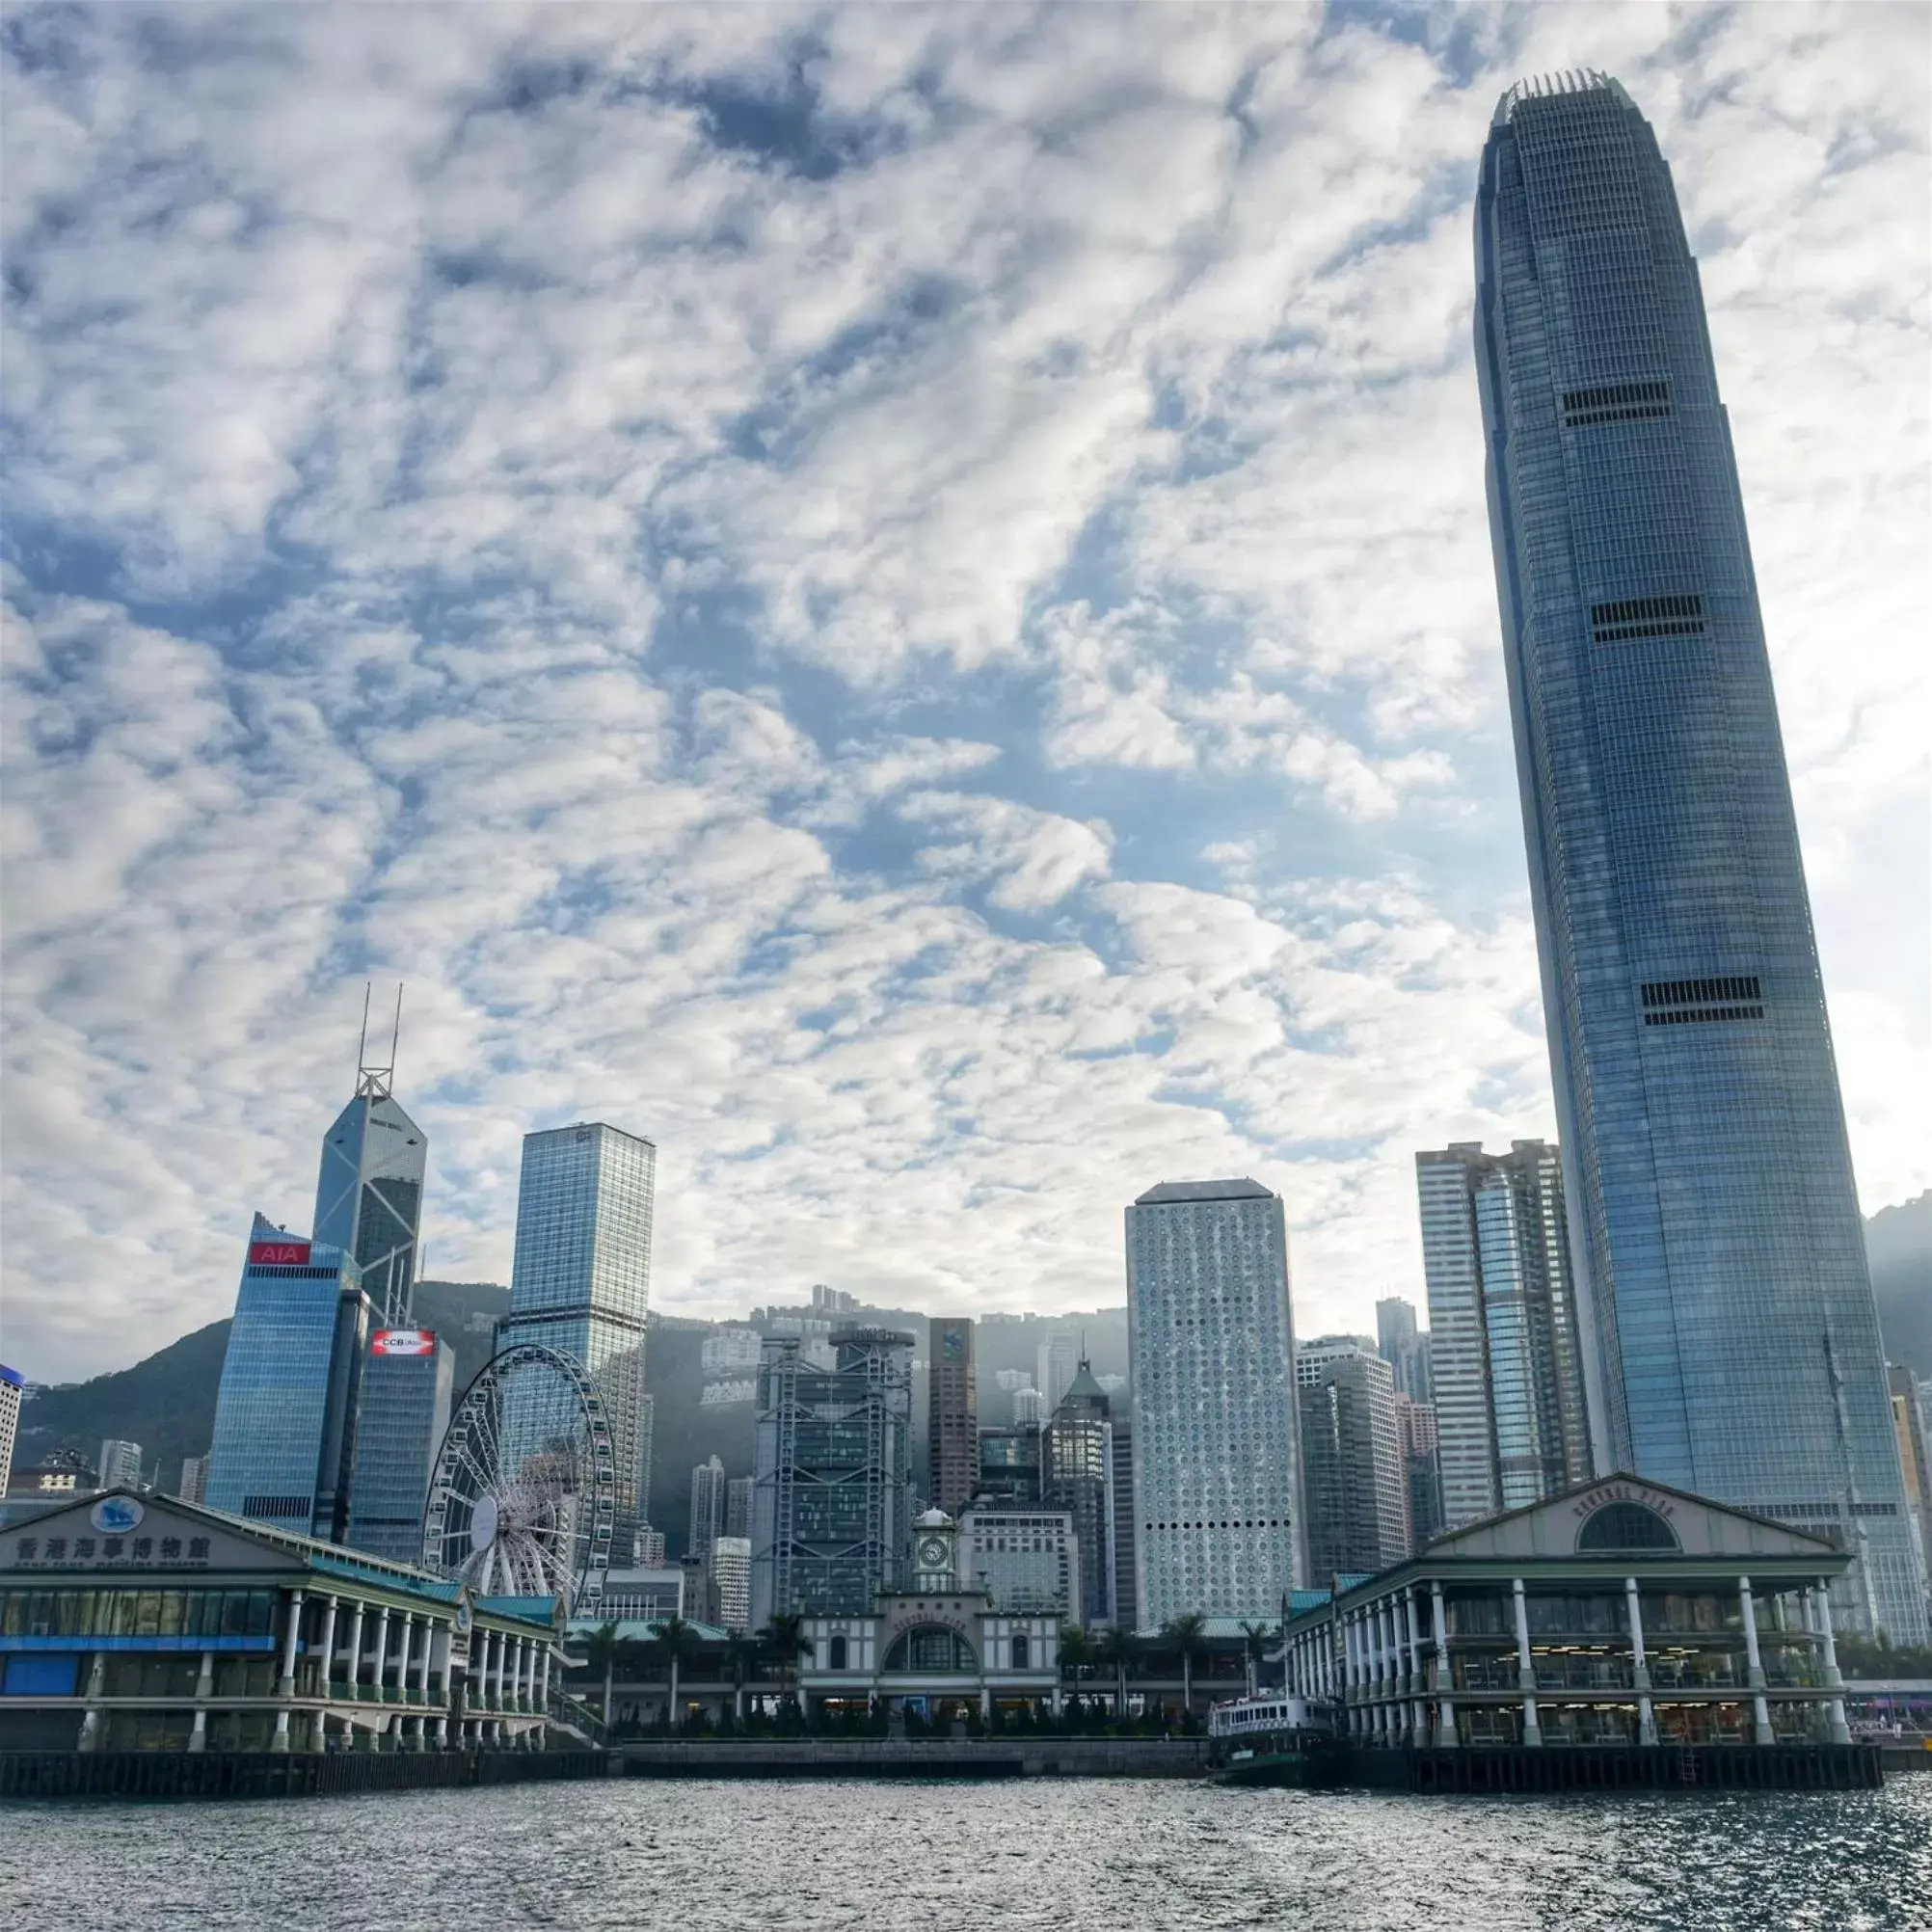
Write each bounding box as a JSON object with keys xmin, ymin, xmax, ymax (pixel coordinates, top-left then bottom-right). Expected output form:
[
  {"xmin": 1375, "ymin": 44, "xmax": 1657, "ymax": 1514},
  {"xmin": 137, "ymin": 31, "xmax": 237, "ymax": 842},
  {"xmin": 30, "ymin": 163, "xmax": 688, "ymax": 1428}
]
[
  {"xmin": 725, "ymin": 1475, "xmax": 754, "ymax": 1542},
  {"xmin": 681, "ymin": 1550, "xmax": 712, "ymax": 1623},
  {"xmin": 1036, "ymin": 1335, "xmax": 1079, "ymax": 1412},
  {"xmin": 1417, "ymin": 1141, "xmax": 1591, "ymax": 1528},
  {"xmin": 711, "ymin": 1535, "xmax": 752, "ymax": 1631},
  {"xmin": 638, "ymin": 1393, "xmax": 656, "ymax": 1529},
  {"xmin": 176, "ymin": 1455, "xmax": 209, "ymax": 1506},
  {"xmin": 206, "ymin": 1214, "xmax": 370, "ymax": 1541},
  {"xmin": 1395, "ymin": 1394, "xmax": 1444, "ymax": 1548},
  {"xmin": 1888, "ymin": 1367, "xmax": 1932, "ymax": 1619},
  {"xmin": 750, "ymin": 1328, "xmax": 914, "ymax": 1625},
  {"xmin": 632, "ymin": 1525, "xmax": 667, "ymax": 1568},
  {"xmin": 1296, "ymin": 1337, "xmax": 1409, "ymax": 1580},
  {"xmin": 1476, "ymin": 70, "xmax": 1923, "ymax": 1640},
  {"xmin": 1011, "ymin": 1387, "xmax": 1048, "ymax": 1428},
  {"xmin": 993, "ymin": 1369, "xmax": 1032, "ymax": 1394},
  {"xmin": 1109, "ymin": 1423, "xmax": 1138, "ymax": 1631},
  {"xmin": 1376, "ymin": 1296, "xmax": 1434, "ymax": 1404},
  {"xmin": 928, "ymin": 1316, "xmax": 978, "ymax": 1517},
  {"xmin": 0, "ymin": 1366, "xmax": 20, "ymax": 1500},
  {"xmin": 689, "ymin": 1455, "xmax": 727, "ymax": 1556},
  {"xmin": 311, "ymin": 995, "xmax": 426, "ymax": 1328},
  {"xmin": 345, "ymin": 1327, "xmax": 453, "ymax": 1564},
  {"xmin": 1126, "ymin": 1179, "xmax": 1302, "ymax": 1623},
  {"xmin": 601, "ymin": 1563, "xmax": 683, "ymax": 1621},
  {"xmin": 501, "ymin": 1122, "xmax": 656, "ymax": 1543},
  {"xmin": 1043, "ymin": 1360, "xmax": 1117, "ymax": 1626},
  {"xmin": 977, "ymin": 1426, "xmax": 1042, "ymax": 1506},
  {"xmin": 96, "ymin": 1439, "xmax": 143, "ymax": 1491},
  {"xmin": 956, "ymin": 1505, "xmax": 1081, "ymax": 1614}
]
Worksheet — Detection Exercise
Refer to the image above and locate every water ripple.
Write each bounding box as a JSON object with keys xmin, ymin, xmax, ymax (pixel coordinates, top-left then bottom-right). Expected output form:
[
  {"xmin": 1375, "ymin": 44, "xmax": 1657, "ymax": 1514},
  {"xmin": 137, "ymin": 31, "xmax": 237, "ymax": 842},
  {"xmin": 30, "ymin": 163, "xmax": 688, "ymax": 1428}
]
[{"xmin": 5, "ymin": 1775, "xmax": 1930, "ymax": 1931}]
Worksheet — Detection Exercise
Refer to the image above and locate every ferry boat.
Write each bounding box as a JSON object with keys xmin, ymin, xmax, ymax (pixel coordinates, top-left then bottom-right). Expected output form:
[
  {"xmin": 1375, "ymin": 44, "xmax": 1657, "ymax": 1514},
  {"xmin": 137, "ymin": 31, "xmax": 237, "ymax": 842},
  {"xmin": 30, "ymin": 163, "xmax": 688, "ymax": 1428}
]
[{"xmin": 1206, "ymin": 1692, "xmax": 1339, "ymax": 1787}]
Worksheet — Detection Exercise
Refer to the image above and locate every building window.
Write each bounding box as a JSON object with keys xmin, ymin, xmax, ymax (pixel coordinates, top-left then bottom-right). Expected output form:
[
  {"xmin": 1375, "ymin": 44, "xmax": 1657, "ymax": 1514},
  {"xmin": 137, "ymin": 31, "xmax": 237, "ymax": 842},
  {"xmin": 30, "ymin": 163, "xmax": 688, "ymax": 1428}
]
[
  {"xmin": 1576, "ymin": 1501, "xmax": 1679, "ymax": 1552},
  {"xmin": 828, "ymin": 1634, "xmax": 847, "ymax": 1671},
  {"xmin": 1010, "ymin": 1633, "xmax": 1029, "ymax": 1670},
  {"xmin": 882, "ymin": 1626, "xmax": 977, "ymax": 1673}
]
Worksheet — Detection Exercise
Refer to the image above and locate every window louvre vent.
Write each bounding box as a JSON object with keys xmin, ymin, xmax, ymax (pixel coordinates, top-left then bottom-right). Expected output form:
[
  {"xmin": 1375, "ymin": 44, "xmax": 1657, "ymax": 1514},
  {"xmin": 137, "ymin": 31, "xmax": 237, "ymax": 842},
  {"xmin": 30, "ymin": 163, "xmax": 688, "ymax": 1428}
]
[
  {"xmin": 1591, "ymin": 593, "xmax": 1705, "ymax": 643},
  {"xmin": 1563, "ymin": 379, "xmax": 1671, "ymax": 427},
  {"xmin": 1641, "ymin": 976, "xmax": 1764, "ymax": 1027}
]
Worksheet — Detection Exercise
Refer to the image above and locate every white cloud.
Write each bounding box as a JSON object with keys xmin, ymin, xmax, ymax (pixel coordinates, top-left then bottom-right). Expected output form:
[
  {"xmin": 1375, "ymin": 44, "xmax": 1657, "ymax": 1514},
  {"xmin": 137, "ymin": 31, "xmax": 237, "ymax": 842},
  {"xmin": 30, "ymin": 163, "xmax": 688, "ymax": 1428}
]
[{"xmin": 0, "ymin": 4, "xmax": 1924, "ymax": 1382}]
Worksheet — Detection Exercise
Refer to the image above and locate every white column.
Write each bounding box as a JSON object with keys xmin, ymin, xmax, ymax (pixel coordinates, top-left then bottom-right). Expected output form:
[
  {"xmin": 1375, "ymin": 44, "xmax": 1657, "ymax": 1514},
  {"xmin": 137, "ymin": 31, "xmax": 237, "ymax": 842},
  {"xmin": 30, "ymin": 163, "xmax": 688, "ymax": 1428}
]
[
  {"xmin": 1404, "ymin": 1589, "xmax": 1425, "ymax": 1743},
  {"xmin": 1739, "ymin": 1575, "xmax": 1773, "ymax": 1746},
  {"xmin": 416, "ymin": 1616, "xmax": 434, "ymax": 1697},
  {"xmin": 1625, "ymin": 1575, "xmax": 1657, "ymax": 1746},
  {"xmin": 372, "ymin": 1608, "xmax": 391, "ymax": 1699},
  {"xmin": 277, "ymin": 1589, "xmax": 306, "ymax": 1689},
  {"xmin": 1812, "ymin": 1584, "xmax": 1849, "ymax": 1744},
  {"xmin": 1512, "ymin": 1577, "xmax": 1542, "ymax": 1748},
  {"xmin": 188, "ymin": 1650, "xmax": 214, "ymax": 1754},
  {"xmin": 1373, "ymin": 1604, "xmax": 1390, "ymax": 1741},
  {"xmin": 317, "ymin": 1596, "xmax": 339, "ymax": 1691},
  {"xmin": 345, "ymin": 1601, "xmax": 365, "ymax": 1694},
  {"xmin": 1432, "ymin": 1580, "xmax": 1456, "ymax": 1748}
]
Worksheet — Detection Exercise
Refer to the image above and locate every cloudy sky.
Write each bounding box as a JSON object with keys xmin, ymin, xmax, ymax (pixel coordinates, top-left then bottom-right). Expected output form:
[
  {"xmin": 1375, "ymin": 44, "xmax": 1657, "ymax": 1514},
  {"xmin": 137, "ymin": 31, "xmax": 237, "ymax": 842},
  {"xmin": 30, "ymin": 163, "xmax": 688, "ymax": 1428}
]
[{"xmin": 3, "ymin": 3, "xmax": 1926, "ymax": 1384}]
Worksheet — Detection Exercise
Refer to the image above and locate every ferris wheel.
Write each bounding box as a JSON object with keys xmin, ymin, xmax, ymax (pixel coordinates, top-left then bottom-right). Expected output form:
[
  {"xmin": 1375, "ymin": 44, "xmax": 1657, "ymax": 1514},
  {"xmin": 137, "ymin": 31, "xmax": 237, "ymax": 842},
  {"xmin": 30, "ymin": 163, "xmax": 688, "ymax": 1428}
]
[{"xmin": 421, "ymin": 1342, "xmax": 616, "ymax": 1617}]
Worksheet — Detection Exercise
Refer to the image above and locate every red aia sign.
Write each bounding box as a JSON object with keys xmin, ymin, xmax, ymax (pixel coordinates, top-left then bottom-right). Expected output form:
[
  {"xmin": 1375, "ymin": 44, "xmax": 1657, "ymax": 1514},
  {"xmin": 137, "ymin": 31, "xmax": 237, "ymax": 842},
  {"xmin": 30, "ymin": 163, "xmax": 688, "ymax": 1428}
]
[
  {"xmin": 372, "ymin": 1328, "xmax": 436, "ymax": 1356},
  {"xmin": 248, "ymin": 1240, "xmax": 311, "ymax": 1267}
]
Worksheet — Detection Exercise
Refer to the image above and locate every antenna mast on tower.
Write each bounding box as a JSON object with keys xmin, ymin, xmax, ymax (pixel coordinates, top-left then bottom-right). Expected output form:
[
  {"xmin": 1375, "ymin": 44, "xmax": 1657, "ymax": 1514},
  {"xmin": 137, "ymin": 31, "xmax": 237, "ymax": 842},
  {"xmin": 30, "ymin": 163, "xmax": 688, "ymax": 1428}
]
[{"xmin": 356, "ymin": 981, "xmax": 403, "ymax": 1099}]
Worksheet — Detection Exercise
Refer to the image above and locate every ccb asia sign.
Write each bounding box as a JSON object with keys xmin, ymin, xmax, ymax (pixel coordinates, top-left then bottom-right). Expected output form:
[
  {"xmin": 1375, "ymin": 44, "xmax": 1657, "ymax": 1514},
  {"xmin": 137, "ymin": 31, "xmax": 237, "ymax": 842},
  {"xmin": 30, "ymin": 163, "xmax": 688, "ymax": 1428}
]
[{"xmin": 372, "ymin": 1328, "xmax": 438, "ymax": 1357}]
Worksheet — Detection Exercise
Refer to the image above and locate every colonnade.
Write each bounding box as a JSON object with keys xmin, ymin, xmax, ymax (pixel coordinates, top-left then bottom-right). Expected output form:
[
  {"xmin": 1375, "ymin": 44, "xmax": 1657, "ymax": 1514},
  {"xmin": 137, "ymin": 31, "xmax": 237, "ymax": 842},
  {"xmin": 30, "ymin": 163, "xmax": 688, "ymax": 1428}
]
[{"xmin": 1281, "ymin": 1570, "xmax": 1851, "ymax": 1751}]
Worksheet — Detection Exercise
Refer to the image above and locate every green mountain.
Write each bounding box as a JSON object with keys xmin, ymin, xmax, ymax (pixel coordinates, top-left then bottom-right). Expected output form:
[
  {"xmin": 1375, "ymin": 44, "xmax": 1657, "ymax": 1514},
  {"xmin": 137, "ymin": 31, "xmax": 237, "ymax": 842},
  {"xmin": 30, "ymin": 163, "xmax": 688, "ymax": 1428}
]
[
  {"xmin": 1868, "ymin": 1191, "xmax": 1932, "ymax": 1381},
  {"xmin": 12, "ymin": 1279, "xmax": 509, "ymax": 1490}
]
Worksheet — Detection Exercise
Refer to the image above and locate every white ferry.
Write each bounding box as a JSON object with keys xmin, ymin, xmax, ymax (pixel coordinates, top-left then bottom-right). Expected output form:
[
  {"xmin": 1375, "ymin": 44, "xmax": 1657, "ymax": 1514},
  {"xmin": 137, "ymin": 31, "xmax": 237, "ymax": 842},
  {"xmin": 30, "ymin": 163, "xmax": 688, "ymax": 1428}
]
[{"xmin": 1207, "ymin": 1692, "xmax": 1336, "ymax": 1787}]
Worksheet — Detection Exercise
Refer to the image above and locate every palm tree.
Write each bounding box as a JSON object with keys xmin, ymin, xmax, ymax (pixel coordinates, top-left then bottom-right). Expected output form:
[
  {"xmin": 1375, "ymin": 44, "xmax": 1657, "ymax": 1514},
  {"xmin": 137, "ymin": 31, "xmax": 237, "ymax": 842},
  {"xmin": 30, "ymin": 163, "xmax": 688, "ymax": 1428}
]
[
  {"xmin": 722, "ymin": 1629, "xmax": 761, "ymax": 1724},
  {"xmin": 1059, "ymin": 1624, "xmax": 1094, "ymax": 1689},
  {"xmin": 582, "ymin": 1620, "xmax": 622, "ymax": 1726},
  {"xmin": 1098, "ymin": 1624, "xmax": 1137, "ymax": 1719},
  {"xmin": 655, "ymin": 1617, "xmax": 699, "ymax": 1731},
  {"xmin": 1163, "ymin": 1612, "xmax": 1207, "ymax": 1722},
  {"xmin": 759, "ymin": 1613, "xmax": 813, "ymax": 1694},
  {"xmin": 1239, "ymin": 1620, "xmax": 1273, "ymax": 1699}
]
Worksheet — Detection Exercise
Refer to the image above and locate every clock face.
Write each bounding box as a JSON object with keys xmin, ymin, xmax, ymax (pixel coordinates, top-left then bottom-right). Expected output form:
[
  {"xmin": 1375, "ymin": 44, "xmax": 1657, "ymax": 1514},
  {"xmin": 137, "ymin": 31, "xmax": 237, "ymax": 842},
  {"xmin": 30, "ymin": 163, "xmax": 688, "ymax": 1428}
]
[{"xmin": 919, "ymin": 1538, "xmax": 950, "ymax": 1569}]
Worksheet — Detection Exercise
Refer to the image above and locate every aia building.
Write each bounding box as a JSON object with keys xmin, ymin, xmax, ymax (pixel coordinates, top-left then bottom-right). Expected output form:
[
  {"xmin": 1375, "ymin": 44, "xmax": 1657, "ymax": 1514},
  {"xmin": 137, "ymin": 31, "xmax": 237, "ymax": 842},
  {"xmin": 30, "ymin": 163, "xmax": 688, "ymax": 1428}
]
[{"xmin": 205, "ymin": 1215, "xmax": 371, "ymax": 1543}]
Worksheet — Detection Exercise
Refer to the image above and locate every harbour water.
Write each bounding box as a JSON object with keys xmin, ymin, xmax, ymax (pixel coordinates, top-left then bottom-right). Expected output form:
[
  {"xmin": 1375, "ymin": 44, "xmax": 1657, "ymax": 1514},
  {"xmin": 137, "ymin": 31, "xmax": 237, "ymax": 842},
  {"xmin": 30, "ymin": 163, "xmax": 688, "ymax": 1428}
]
[{"xmin": 5, "ymin": 1775, "xmax": 1930, "ymax": 1930}]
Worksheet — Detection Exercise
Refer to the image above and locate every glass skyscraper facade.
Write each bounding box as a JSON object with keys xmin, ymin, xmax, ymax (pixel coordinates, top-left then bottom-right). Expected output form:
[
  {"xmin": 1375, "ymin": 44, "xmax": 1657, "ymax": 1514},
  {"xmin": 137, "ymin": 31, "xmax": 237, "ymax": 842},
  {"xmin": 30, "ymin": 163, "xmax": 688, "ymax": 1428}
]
[
  {"xmin": 205, "ymin": 1214, "xmax": 369, "ymax": 1541},
  {"xmin": 1475, "ymin": 73, "xmax": 1923, "ymax": 1639},
  {"xmin": 501, "ymin": 1122, "xmax": 656, "ymax": 1543},
  {"xmin": 345, "ymin": 1328, "xmax": 453, "ymax": 1565},
  {"xmin": 1295, "ymin": 1336, "xmax": 1409, "ymax": 1582},
  {"xmin": 750, "ymin": 1328, "xmax": 914, "ymax": 1626},
  {"xmin": 1417, "ymin": 1142, "xmax": 1591, "ymax": 1527},
  {"xmin": 1126, "ymin": 1179, "xmax": 1303, "ymax": 1624},
  {"xmin": 312, "ymin": 1080, "xmax": 426, "ymax": 1329}
]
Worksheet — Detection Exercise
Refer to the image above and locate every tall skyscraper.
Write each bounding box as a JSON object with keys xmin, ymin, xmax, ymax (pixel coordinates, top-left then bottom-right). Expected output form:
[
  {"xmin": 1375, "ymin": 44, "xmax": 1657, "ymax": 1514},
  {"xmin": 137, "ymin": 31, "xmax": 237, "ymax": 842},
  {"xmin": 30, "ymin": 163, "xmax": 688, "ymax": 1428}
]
[
  {"xmin": 206, "ymin": 1214, "xmax": 370, "ymax": 1541},
  {"xmin": 1376, "ymin": 1296, "xmax": 1434, "ymax": 1404},
  {"xmin": 1126, "ymin": 1179, "xmax": 1302, "ymax": 1623},
  {"xmin": 0, "ymin": 1366, "xmax": 22, "ymax": 1501},
  {"xmin": 711, "ymin": 1535, "xmax": 751, "ymax": 1631},
  {"xmin": 96, "ymin": 1439, "xmax": 143, "ymax": 1490},
  {"xmin": 977, "ymin": 1425, "xmax": 1042, "ymax": 1506},
  {"xmin": 311, "ymin": 995, "xmax": 426, "ymax": 1328},
  {"xmin": 1394, "ymin": 1393, "xmax": 1444, "ymax": 1548},
  {"xmin": 1109, "ymin": 1422, "xmax": 1138, "ymax": 1632},
  {"xmin": 1475, "ymin": 71, "xmax": 1921, "ymax": 1638},
  {"xmin": 1035, "ymin": 1334, "xmax": 1079, "ymax": 1412},
  {"xmin": 750, "ymin": 1328, "xmax": 914, "ymax": 1626},
  {"xmin": 1418, "ymin": 1141, "xmax": 1591, "ymax": 1527},
  {"xmin": 345, "ymin": 1327, "xmax": 453, "ymax": 1564},
  {"xmin": 956, "ymin": 1505, "xmax": 1081, "ymax": 1614},
  {"xmin": 927, "ymin": 1315, "xmax": 979, "ymax": 1517},
  {"xmin": 176, "ymin": 1454, "xmax": 209, "ymax": 1506},
  {"xmin": 725, "ymin": 1474, "xmax": 754, "ymax": 1543},
  {"xmin": 1043, "ymin": 1359, "xmax": 1116, "ymax": 1627},
  {"xmin": 501, "ymin": 1122, "xmax": 655, "ymax": 1543},
  {"xmin": 1011, "ymin": 1387, "xmax": 1048, "ymax": 1428},
  {"xmin": 1295, "ymin": 1337, "xmax": 1409, "ymax": 1581},
  {"xmin": 689, "ymin": 1455, "xmax": 727, "ymax": 1556}
]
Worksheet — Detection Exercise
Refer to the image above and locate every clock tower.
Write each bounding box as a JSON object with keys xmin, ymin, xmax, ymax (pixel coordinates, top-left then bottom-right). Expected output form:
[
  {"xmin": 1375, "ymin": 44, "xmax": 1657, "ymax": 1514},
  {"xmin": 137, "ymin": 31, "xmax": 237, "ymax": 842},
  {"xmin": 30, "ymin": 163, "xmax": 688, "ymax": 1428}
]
[{"xmin": 910, "ymin": 1508, "xmax": 958, "ymax": 1591}]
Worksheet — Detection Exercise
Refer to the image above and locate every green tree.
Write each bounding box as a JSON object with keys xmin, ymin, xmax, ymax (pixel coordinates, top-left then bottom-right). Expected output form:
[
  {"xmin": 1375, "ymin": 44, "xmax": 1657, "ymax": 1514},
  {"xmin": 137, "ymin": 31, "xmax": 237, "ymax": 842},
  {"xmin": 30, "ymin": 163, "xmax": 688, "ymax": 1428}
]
[
  {"xmin": 1059, "ymin": 1623, "xmax": 1094, "ymax": 1691},
  {"xmin": 1098, "ymin": 1624, "xmax": 1138, "ymax": 1719},
  {"xmin": 654, "ymin": 1616, "xmax": 700, "ymax": 1730},
  {"xmin": 1239, "ymin": 1620, "xmax": 1275, "ymax": 1699},
  {"xmin": 760, "ymin": 1612, "xmax": 814, "ymax": 1695},
  {"xmin": 1163, "ymin": 1612, "xmax": 1207, "ymax": 1723},
  {"xmin": 581, "ymin": 1620, "xmax": 623, "ymax": 1726},
  {"xmin": 722, "ymin": 1629, "xmax": 761, "ymax": 1723}
]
